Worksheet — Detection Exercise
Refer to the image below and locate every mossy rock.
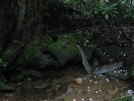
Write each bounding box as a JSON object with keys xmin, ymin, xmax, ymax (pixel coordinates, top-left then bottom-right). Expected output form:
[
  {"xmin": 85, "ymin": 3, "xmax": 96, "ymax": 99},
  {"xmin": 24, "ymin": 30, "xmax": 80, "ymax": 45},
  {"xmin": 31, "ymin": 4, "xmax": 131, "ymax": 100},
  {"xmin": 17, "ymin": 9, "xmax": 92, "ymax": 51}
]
[
  {"xmin": 58, "ymin": 34, "xmax": 77, "ymax": 43},
  {"xmin": 17, "ymin": 42, "xmax": 41, "ymax": 66},
  {"xmin": 0, "ymin": 82, "xmax": 15, "ymax": 91},
  {"xmin": 106, "ymin": 72, "xmax": 130, "ymax": 80},
  {"xmin": 112, "ymin": 96, "xmax": 132, "ymax": 101},
  {"xmin": 0, "ymin": 74, "xmax": 7, "ymax": 82},
  {"xmin": 40, "ymin": 35, "xmax": 53, "ymax": 52},
  {"xmin": 72, "ymin": 34, "xmax": 85, "ymax": 45},
  {"xmin": 48, "ymin": 34, "xmax": 78, "ymax": 66},
  {"xmin": 13, "ymin": 74, "xmax": 24, "ymax": 82},
  {"xmin": 22, "ymin": 70, "xmax": 45, "ymax": 78},
  {"xmin": 41, "ymin": 35, "xmax": 53, "ymax": 45}
]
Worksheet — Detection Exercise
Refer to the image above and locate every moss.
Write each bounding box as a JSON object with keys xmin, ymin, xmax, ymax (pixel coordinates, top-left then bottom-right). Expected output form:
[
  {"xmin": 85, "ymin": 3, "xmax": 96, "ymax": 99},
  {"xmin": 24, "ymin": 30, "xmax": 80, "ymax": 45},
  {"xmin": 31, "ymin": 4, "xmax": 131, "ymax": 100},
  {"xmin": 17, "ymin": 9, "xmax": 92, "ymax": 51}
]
[
  {"xmin": 17, "ymin": 42, "xmax": 41, "ymax": 66},
  {"xmin": 112, "ymin": 96, "xmax": 132, "ymax": 101},
  {"xmin": 72, "ymin": 34, "xmax": 85, "ymax": 45},
  {"xmin": 49, "ymin": 41, "xmax": 78, "ymax": 66},
  {"xmin": 16, "ymin": 35, "xmax": 53, "ymax": 67},
  {"xmin": 58, "ymin": 34, "xmax": 76, "ymax": 43},
  {"xmin": 42, "ymin": 35, "xmax": 53, "ymax": 45},
  {"xmin": 48, "ymin": 34, "xmax": 78, "ymax": 66},
  {"xmin": 40, "ymin": 35, "xmax": 53, "ymax": 52}
]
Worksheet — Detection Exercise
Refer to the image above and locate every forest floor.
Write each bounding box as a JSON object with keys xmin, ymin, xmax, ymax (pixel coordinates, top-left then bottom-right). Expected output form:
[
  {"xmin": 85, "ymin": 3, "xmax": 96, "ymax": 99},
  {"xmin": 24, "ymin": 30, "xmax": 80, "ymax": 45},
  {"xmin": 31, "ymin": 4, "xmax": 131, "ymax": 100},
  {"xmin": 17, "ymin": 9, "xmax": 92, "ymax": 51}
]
[{"xmin": 0, "ymin": 64, "xmax": 131, "ymax": 101}]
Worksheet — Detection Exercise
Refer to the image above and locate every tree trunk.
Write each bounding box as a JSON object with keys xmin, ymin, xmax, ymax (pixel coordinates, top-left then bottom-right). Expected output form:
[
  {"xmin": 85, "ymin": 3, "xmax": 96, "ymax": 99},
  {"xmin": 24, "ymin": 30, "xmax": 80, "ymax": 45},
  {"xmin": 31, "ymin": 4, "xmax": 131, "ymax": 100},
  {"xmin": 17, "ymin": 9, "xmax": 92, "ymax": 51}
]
[
  {"xmin": 1, "ymin": 0, "xmax": 43, "ymax": 69},
  {"xmin": 16, "ymin": 0, "xmax": 42, "ymax": 41}
]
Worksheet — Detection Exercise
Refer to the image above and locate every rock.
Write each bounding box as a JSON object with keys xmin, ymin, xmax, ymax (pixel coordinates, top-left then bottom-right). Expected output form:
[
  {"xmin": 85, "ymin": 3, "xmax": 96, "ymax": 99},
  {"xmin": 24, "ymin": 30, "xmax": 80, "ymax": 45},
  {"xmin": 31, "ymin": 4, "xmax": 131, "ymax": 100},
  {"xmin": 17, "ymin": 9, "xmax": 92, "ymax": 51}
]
[
  {"xmin": 13, "ymin": 74, "xmax": 24, "ymax": 82},
  {"xmin": 34, "ymin": 83, "xmax": 50, "ymax": 89},
  {"xmin": 21, "ymin": 70, "xmax": 45, "ymax": 78},
  {"xmin": 15, "ymin": 35, "xmax": 53, "ymax": 69},
  {"xmin": 74, "ymin": 78, "xmax": 83, "ymax": 84},
  {"xmin": 106, "ymin": 72, "xmax": 130, "ymax": 80},
  {"xmin": 95, "ymin": 45, "xmax": 121, "ymax": 64},
  {"xmin": 0, "ymin": 74, "xmax": 7, "ymax": 82},
  {"xmin": 48, "ymin": 34, "xmax": 78, "ymax": 66},
  {"xmin": 39, "ymin": 35, "xmax": 53, "ymax": 52},
  {"xmin": 0, "ymin": 82, "xmax": 15, "ymax": 91}
]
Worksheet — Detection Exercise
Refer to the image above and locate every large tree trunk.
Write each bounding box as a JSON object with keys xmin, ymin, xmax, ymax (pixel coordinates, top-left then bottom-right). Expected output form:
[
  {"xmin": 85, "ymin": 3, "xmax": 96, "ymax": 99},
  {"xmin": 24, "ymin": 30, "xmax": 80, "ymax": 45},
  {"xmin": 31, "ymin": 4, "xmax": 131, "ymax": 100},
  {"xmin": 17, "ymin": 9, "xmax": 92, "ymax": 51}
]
[
  {"xmin": 1, "ymin": 0, "xmax": 43, "ymax": 69},
  {"xmin": 16, "ymin": 0, "xmax": 42, "ymax": 41}
]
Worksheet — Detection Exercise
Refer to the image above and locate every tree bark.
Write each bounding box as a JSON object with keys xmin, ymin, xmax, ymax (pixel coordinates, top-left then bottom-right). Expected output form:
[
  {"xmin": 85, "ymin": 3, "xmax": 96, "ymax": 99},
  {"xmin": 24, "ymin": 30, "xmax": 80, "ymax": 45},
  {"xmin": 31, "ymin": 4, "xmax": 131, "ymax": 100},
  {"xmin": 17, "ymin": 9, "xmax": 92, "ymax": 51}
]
[{"xmin": 1, "ymin": 0, "xmax": 43, "ymax": 69}]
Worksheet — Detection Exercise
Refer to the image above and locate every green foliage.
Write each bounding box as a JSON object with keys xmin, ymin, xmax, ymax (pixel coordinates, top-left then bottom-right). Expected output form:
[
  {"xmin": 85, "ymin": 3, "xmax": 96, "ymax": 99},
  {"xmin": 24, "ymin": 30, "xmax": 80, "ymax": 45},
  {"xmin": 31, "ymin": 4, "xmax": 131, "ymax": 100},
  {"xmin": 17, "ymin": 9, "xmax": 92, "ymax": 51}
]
[
  {"xmin": 119, "ymin": 0, "xmax": 134, "ymax": 19},
  {"xmin": 61, "ymin": 0, "xmax": 118, "ymax": 19},
  {"xmin": 46, "ymin": 0, "xmax": 134, "ymax": 27},
  {"xmin": 112, "ymin": 96, "xmax": 132, "ymax": 101},
  {"xmin": 23, "ymin": 43, "xmax": 41, "ymax": 61},
  {"xmin": 95, "ymin": 1, "xmax": 118, "ymax": 19},
  {"xmin": 0, "ymin": 59, "xmax": 8, "ymax": 68}
]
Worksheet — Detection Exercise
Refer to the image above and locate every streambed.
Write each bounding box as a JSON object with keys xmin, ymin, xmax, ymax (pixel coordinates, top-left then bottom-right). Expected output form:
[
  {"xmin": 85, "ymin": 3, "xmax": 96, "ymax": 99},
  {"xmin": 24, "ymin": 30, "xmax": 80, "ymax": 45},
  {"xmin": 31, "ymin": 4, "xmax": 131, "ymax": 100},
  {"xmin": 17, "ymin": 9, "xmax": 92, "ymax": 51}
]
[{"xmin": 0, "ymin": 65, "xmax": 132, "ymax": 101}]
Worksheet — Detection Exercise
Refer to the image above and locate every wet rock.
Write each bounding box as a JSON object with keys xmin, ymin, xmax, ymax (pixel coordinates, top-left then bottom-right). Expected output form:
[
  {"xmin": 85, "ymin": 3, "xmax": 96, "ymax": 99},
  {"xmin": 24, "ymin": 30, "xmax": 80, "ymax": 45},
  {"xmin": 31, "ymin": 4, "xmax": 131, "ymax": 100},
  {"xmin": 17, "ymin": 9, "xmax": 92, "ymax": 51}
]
[
  {"xmin": 34, "ymin": 83, "xmax": 50, "ymax": 89},
  {"xmin": 77, "ymin": 45, "xmax": 91, "ymax": 74},
  {"xmin": 16, "ymin": 82, "xmax": 23, "ymax": 87},
  {"xmin": 93, "ymin": 62, "xmax": 123, "ymax": 74},
  {"xmin": 0, "ymin": 82, "xmax": 15, "ymax": 91}
]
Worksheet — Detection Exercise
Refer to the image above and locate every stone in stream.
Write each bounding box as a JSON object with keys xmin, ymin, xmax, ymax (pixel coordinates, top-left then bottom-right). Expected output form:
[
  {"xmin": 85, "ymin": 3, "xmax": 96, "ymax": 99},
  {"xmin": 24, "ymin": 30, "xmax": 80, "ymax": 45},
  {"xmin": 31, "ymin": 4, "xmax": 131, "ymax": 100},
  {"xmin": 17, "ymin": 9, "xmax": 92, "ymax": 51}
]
[{"xmin": 93, "ymin": 62, "xmax": 123, "ymax": 74}]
